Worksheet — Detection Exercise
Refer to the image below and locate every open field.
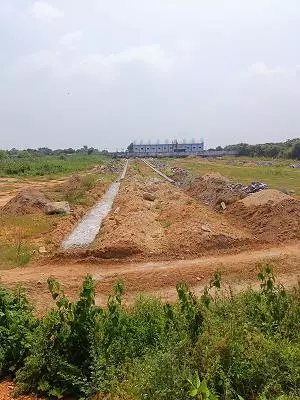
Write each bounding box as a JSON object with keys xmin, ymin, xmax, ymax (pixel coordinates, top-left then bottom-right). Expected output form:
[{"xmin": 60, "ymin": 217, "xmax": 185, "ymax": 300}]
[
  {"xmin": 0, "ymin": 154, "xmax": 110, "ymax": 178},
  {"xmin": 0, "ymin": 156, "xmax": 299, "ymax": 399},
  {"xmin": 165, "ymin": 157, "xmax": 300, "ymax": 197}
]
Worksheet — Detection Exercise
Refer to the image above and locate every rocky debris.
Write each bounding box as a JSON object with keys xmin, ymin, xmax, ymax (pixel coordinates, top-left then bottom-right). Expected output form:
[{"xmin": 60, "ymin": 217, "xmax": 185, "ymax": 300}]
[
  {"xmin": 0, "ymin": 189, "xmax": 51, "ymax": 215},
  {"xmin": 290, "ymin": 163, "xmax": 300, "ymax": 168},
  {"xmin": 143, "ymin": 192, "xmax": 156, "ymax": 201},
  {"xmin": 220, "ymin": 202, "xmax": 226, "ymax": 210},
  {"xmin": 44, "ymin": 201, "xmax": 71, "ymax": 215},
  {"xmin": 183, "ymin": 172, "xmax": 268, "ymax": 209},
  {"xmin": 201, "ymin": 224, "xmax": 212, "ymax": 232},
  {"xmin": 244, "ymin": 181, "xmax": 268, "ymax": 194},
  {"xmin": 168, "ymin": 167, "xmax": 188, "ymax": 181},
  {"xmin": 39, "ymin": 246, "xmax": 47, "ymax": 254},
  {"xmin": 99, "ymin": 161, "xmax": 120, "ymax": 174}
]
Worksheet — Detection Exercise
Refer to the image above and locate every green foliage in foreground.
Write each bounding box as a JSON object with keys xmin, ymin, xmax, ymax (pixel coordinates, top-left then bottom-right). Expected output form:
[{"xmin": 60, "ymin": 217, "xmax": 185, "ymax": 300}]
[
  {"xmin": 0, "ymin": 268, "xmax": 299, "ymax": 400},
  {"xmin": 0, "ymin": 154, "xmax": 110, "ymax": 178}
]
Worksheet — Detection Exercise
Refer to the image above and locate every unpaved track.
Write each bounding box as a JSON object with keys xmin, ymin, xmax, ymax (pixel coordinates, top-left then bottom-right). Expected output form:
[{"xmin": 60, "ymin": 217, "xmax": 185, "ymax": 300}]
[{"xmin": 1, "ymin": 242, "xmax": 299, "ymax": 312}]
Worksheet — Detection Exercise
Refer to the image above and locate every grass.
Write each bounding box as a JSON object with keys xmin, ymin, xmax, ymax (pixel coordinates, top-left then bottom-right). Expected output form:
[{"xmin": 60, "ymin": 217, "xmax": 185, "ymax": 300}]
[
  {"xmin": 63, "ymin": 173, "xmax": 101, "ymax": 206},
  {"xmin": 168, "ymin": 157, "xmax": 300, "ymax": 197},
  {"xmin": 0, "ymin": 215, "xmax": 56, "ymax": 269},
  {"xmin": 0, "ymin": 243, "xmax": 35, "ymax": 268},
  {"xmin": 0, "ymin": 154, "xmax": 110, "ymax": 179}
]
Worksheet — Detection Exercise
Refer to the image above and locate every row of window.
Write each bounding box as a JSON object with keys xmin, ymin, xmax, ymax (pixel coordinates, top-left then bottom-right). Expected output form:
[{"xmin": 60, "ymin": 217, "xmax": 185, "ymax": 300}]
[{"xmin": 133, "ymin": 146, "xmax": 203, "ymax": 152}]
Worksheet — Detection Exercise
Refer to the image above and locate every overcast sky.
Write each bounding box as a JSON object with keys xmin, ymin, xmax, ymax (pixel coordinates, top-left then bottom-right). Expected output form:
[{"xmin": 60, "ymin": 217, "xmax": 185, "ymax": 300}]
[{"xmin": 1, "ymin": 1, "xmax": 300, "ymax": 151}]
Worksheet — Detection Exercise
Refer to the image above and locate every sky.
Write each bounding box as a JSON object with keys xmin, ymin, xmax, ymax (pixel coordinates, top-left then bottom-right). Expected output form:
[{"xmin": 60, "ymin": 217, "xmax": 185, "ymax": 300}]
[{"xmin": 0, "ymin": 1, "xmax": 300, "ymax": 151}]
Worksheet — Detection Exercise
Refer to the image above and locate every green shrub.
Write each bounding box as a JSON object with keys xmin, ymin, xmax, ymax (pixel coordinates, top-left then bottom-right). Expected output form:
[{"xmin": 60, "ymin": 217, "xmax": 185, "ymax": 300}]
[
  {"xmin": 0, "ymin": 267, "xmax": 298, "ymax": 399},
  {"xmin": 0, "ymin": 286, "xmax": 36, "ymax": 376}
]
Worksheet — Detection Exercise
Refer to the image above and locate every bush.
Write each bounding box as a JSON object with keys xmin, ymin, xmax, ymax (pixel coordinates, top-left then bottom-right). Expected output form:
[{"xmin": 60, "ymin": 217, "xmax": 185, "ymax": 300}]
[
  {"xmin": 0, "ymin": 287, "xmax": 36, "ymax": 376},
  {"xmin": 0, "ymin": 268, "xmax": 299, "ymax": 399}
]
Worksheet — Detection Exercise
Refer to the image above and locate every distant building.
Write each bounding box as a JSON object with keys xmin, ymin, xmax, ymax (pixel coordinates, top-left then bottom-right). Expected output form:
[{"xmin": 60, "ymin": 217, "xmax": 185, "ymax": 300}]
[{"xmin": 129, "ymin": 140, "xmax": 204, "ymax": 156}]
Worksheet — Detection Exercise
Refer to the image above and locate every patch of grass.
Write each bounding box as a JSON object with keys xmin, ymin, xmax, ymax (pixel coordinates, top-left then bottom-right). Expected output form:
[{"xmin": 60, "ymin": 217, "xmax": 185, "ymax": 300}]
[
  {"xmin": 0, "ymin": 154, "xmax": 110, "ymax": 179},
  {"xmin": 0, "ymin": 243, "xmax": 35, "ymax": 269},
  {"xmin": 0, "ymin": 215, "xmax": 55, "ymax": 243},
  {"xmin": 63, "ymin": 173, "xmax": 101, "ymax": 206},
  {"xmin": 131, "ymin": 159, "xmax": 144, "ymax": 175},
  {"xmin": 0, "ymin": 215, "xmax": 56, "ymax": 269}
]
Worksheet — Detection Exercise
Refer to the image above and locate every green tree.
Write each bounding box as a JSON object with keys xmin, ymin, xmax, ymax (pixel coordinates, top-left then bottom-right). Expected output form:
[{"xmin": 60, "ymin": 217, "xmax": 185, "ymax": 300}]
[
  {"xmin": 0, "ymin": 150, "xmax": 9, "ymax": 159},
  {"xmin": 290, "ymin": 141, "xmax": 300, "ymax": 160}
]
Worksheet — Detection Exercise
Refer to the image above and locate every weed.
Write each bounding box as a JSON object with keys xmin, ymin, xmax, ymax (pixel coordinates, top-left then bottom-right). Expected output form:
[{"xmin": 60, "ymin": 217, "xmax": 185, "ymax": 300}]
[{"xmin": 160, "ymin": 220, "xmax": 172, "ymax": 228}]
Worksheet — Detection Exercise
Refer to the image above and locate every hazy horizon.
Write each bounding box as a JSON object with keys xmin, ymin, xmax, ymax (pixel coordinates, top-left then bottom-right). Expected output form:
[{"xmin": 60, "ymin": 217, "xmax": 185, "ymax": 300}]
[{"xmin": 1, "ymin": 1, "xmax": 300, "ymax": 151}]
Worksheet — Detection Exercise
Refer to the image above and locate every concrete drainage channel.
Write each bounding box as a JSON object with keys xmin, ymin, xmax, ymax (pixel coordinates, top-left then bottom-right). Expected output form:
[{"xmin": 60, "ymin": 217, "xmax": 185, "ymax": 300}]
[
  {"xmin": 62, "ymin": 160, "xmax": 129, "ymax": 250},
  {"xmin": 142, "ymin": 159, "xmax": 175, "ymax": 183}
]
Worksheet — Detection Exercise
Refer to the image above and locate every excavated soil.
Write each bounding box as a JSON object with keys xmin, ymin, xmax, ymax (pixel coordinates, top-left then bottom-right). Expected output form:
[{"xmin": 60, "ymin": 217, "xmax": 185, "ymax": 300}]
[
  {"xmin": 85, "ymin": 172, "xmax": 254, "ymax": 261},
  {"xmin": 238, "ymin": 188, "xmax": 293, "ymax": 206},
  {"xmin": 182, "ymin": 172, "xmax": 247, "ymax": 208},
  {"xmin": 0, "ymin": 380, "xmax": 45, "ymax": 400},
  {"xmin": 1, "ymin": 243, "xmax": 300, "ymax": 315},
  {"xmin": 0, "ymin": 189, "xmax": 52, "ymax": 215},
  {"xmin": 62, "ymin": 174, "xmax": 85, "ymax": 192},
  {"xmin": 227, "ymin": 189, "xmax": 300, "ymax": 242}
]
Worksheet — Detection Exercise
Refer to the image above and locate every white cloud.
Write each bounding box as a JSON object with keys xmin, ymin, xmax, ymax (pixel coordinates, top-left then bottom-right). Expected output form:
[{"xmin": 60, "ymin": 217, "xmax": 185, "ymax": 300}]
[
  {"xmin": 59, "ymin": 31, "xmax": 83, "ymax": 50},
  {"xmin": 29, "ymin": 1, "xmax": 64, "ymax": 21},
  {"xmin": 21, "ymin": 50, "xmax": 61, "ymax": 74},
  {"xmin": 12, "ymin": 44, "xmax": 173, "ymax": 83},
  {"xmin": 246, "ymin": 62, "xmax": 288, "ymax": 77},
  {"xmin": 75, "ymin": 44, "xmax": 173, "ymax": 82}
]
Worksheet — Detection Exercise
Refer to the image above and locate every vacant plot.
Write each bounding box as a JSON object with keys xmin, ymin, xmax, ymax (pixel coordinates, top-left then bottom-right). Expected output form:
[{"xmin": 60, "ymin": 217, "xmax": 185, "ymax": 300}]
[{"xmin": 0, "ymin": 157, "xmax": 300, "ymax": 399}]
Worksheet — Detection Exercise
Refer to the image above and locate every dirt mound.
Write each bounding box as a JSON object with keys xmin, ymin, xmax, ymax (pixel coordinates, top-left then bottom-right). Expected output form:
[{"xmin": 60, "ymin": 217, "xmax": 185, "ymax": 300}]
[
  {"xmin": 184, "ymin": 172, "xmax": 246, "ymax": 208},
  {"xmin": 0, "ymin": 189, "xmax": 51, "ymax": 215},
  {"xmin": 90, "ymin": 176, "xmax": 253, "ymax": 260},
  {"xmin": 239, "ymin": 189, "xmax": 292, "ymax": 207},
  {"xmin": 62, "ymin": 175, "xmax": 84, "ymax": 192},
  {"xmin": 227, "ymin": 191, "xmax": 300, "ymax": 242}
]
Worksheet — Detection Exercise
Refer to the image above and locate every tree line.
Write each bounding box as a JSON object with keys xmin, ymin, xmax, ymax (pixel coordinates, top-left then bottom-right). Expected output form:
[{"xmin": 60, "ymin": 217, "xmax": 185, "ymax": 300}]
[
  {"xmin": 208, "ymin": 138, "xmax": 300, "ymax": 159},
  {"xmin": 0, "ymin": 145, "xmax": 108, "ymax": 159}
]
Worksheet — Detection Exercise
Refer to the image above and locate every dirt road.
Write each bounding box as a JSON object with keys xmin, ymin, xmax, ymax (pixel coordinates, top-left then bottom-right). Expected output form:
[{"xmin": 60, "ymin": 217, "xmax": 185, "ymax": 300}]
[{"xmin": 1, "ymin": 242, "xmax": 299, "ymax": 313}]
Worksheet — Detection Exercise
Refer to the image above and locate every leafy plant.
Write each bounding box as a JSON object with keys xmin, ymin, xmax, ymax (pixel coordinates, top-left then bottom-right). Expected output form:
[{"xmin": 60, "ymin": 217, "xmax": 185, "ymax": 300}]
[{"xmin": 187, "ymin": 371, "xmax": 218, "ymax": 399}]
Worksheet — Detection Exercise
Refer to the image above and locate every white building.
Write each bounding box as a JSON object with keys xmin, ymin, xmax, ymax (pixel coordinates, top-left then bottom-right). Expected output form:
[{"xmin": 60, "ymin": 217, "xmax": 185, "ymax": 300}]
[{"xmin": 130, "ymin": 141, "xmax": 204, "ymax": 156}]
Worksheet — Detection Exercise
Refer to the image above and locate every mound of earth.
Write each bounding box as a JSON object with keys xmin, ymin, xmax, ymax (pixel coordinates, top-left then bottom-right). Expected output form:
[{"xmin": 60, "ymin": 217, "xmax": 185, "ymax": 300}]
[
  {"xmin": 62, "ymin": 175, "xmax": 84, "ymax": 192},
  {"xmin": 227, "ymin": 190, "xmax": 300, "ymax": 242},
  {"xmin": 183, "ymin": 172, "xmax": 247, "ymax": 208},
  {"xmin": 91, "ymin": 176, "xmax": 253, "ymax": 260},
  {"xmin": 238, "ymin": 189, "xmax": 292, "ymax": 207},
  {"xmin": 0, "ymin": 189, "xmax": 51, "ymax": 215}
]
